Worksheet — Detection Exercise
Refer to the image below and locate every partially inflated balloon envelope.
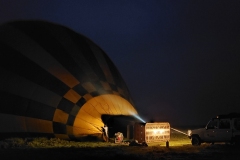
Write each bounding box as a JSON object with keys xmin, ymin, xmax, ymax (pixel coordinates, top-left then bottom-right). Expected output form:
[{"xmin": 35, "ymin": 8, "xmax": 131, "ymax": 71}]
[{"xmin": 0, "ymin": 20, "xmax": 138, "ymax": 140}]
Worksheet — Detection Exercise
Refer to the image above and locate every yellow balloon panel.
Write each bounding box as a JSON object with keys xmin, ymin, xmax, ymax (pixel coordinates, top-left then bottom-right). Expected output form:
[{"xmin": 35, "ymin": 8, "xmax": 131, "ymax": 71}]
[
  {"xmin": 73, "ymin": 117, "xmax": 102, "ymax": 135},
  {"xmin": 0, "ymin": 114, "xmax": 26, "ymax": 132},
  {"xmin": 80, "ymin": 105, "xmax": 102, "ymax": 121},
  {"xmin": 53, "ymin": 109, "xmax": 69, "ymax": 124},
  {"xmin": 63, "ymin": 89, "xmax": 81, "ymax": 103},
  {"xmin": 25, "ymin": 117, "xmax": 53, "ymax": 133}
]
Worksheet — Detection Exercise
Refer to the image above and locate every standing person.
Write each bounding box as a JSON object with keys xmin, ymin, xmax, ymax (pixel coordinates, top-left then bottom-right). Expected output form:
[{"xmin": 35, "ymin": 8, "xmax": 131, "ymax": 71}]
[{"xmin": 103, "ymin": 124, "xmax": 109, "ymax": 142}]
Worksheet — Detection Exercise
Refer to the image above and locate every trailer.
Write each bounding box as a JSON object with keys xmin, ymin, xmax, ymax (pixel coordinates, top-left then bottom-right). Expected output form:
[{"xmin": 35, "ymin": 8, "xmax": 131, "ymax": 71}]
[{"xmin": 134, "ymin": 122, "xmax": 170, "ymax": 144}]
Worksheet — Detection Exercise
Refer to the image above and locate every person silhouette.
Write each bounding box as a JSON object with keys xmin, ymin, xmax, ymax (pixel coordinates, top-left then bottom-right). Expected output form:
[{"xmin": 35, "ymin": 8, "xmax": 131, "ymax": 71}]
[{"xmin": 102, "ymin": 124, "xmax": 109, "ymax": 142}]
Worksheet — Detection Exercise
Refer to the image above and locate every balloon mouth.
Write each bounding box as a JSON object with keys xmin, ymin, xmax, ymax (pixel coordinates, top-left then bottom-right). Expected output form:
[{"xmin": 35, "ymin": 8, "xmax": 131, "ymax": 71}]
[{"xmin": 71, "ymin": 95, "xmax": 138, "ymax": 137}]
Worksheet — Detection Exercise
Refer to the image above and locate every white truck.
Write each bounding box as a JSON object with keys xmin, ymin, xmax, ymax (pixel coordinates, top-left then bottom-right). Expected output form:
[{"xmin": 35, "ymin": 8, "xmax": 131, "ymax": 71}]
[{"xmin": 187, "ymin": 113, "xmax": 240, "ymax": 145}]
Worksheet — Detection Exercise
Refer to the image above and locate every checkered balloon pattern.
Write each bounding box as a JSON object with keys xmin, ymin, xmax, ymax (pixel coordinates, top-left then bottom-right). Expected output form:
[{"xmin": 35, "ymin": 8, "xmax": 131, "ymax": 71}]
[{"xmin": 0, "ymin": 21, "xmax": 138, "ymax": 140}]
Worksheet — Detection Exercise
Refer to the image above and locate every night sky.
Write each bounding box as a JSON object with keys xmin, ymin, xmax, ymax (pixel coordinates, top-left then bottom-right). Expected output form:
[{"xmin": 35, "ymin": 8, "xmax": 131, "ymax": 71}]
[{"xmin": 1, "ymin": 0, "xmax": 240, "ymax": 126}]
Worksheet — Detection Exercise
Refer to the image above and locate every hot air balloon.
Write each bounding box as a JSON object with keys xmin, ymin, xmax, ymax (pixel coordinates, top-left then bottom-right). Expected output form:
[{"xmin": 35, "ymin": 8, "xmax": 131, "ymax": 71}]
[{"xmin": 0, "ymin": 20, "xmax": 138, "ymax": 140}]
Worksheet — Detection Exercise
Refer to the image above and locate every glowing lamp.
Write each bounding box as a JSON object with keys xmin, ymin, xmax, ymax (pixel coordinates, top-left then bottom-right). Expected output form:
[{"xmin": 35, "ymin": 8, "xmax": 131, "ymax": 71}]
[{"xmin": 134, "ymin": 122, "xmax": 170, "ymax": 144}]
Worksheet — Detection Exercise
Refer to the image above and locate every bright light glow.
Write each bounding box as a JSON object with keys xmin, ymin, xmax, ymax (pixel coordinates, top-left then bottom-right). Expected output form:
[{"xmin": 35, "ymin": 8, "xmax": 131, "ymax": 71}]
[
  {"xmin": 152, "ymin": 129, "xmax": 164, "ymax": 134},
  {"xmin": 159, "ymin": 129, "xmax": 164, "ymax": 134},
  {"xmin": 132, "ymin": 114, "xmax": 146, "ymax": 123},
  {"xmin": 144, "ymin": 123, "xmax": 170, "ymax": 143},
  {"xmin": 171, "ymin": 127, "xmax": 188, "ymax": 136}
]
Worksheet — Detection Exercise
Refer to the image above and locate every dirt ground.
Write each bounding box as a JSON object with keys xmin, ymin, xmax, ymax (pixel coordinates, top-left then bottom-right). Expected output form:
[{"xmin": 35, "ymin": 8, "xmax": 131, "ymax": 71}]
[{"xmin": 0, "ymin": 129, "xmax": 239, "ymax": 160}]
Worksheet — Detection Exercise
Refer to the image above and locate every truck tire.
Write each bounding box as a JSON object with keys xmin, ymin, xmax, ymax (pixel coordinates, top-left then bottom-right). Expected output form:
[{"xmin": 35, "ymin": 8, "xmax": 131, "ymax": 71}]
[{"xmin": 192, "ymin": 136, "xmax": 201, "ymax": 146}]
